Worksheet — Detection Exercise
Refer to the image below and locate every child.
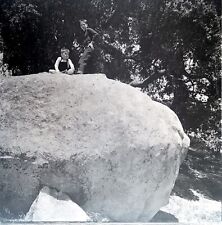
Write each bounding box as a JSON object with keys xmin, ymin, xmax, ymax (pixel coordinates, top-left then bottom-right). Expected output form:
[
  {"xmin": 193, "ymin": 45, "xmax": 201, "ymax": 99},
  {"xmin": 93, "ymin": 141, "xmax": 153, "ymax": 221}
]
[
  {"xmin": 49, "ymin": 48, "xmax": 75, "ymax": 75},
  {"xmin": 76, "ymin": 19, "xmax": 99, "ymax": 74}
]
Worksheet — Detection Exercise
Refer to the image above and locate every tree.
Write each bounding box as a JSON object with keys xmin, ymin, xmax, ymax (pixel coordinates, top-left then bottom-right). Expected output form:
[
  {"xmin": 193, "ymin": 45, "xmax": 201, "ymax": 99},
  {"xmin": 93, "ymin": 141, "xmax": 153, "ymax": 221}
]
[
  {"xmin": 0, "ymin": 0, "xmax": 42, "ymax": 74},
  {"xmin": 128, "ymin": 0, "xmax": 221, "ymax": 152}
]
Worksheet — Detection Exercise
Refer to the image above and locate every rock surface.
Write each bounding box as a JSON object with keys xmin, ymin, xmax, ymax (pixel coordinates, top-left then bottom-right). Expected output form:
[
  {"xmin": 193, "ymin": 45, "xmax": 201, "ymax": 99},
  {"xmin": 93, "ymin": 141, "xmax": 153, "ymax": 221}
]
[
  {"xmin": 25, "ymin": 186, "xmax": 90, "ymax": 221},
  {"xmin": 0, "ymin": 72, "xmax": 189, "ymax": 221}
]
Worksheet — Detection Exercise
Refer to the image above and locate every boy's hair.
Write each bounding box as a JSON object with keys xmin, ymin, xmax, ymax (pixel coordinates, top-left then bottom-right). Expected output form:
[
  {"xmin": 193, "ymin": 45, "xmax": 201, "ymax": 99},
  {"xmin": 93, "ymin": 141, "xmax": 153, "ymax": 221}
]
[
  {"xmin": 61, "ymin": 47, "xmax": 70, "ymax": 54},
  {"xmin": 79, "ymin": 19, "xmax": 87, "ymax": 24}
]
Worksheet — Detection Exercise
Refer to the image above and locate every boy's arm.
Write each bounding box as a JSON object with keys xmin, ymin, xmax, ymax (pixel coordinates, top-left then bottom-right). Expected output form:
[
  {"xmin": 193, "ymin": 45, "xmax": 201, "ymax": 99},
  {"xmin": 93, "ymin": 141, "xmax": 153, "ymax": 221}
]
[
  {"xmin": 87, "ymin": 28, "xmax": 99, "ymax": 49},
  {"xmin": 88, "ymin": 28, "xmax": 98, "ymax": 41},
  {"xmin": 54, "ymin": 57, "xmax": 61, "ymax": 72},
  {"xmin": 67, "ymin": 59, "xmax": 75, "ymax": 75}
]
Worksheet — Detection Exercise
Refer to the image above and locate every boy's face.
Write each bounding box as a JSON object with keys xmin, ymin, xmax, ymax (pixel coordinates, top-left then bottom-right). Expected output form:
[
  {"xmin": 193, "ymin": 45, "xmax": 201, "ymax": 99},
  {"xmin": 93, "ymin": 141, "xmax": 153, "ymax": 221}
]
[
  {"xmin": 61, "ymin": 51, "xmax": 69, "ymax": 60},
  {"xmin": 80, "ymin": 21, "xmax": 87, "ymax": 31}
]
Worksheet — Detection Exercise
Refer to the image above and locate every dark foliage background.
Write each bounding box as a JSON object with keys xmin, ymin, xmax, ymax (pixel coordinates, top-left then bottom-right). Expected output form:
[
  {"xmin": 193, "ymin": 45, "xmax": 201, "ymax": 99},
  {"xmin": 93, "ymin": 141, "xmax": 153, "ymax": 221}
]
[{"xmin": 0, "ymin": 0, "xmax": 221, "ymax": 153}]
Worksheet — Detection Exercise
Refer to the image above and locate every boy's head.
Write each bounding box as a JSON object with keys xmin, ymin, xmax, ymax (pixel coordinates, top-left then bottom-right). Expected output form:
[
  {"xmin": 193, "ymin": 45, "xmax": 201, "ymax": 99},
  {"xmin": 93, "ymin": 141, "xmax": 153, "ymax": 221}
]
[
  {"xmin": 79, "ymin": 19, "xmax": 88, "ymax": 31},
  {"xmin": 61, "ymin": 48, "xmax": 69, "ymax": 60}
]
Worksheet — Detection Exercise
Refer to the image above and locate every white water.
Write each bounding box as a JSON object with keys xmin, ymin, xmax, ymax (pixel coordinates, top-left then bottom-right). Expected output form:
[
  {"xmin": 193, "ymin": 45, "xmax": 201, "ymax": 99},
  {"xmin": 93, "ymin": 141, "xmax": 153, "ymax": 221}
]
[
  {"xmin": 161, "ymin": 189, "xmax": 221, "ymax": 223},
  {"xmin": 21, "ymin": 187, "xmax": 221, "ymax": 223}
]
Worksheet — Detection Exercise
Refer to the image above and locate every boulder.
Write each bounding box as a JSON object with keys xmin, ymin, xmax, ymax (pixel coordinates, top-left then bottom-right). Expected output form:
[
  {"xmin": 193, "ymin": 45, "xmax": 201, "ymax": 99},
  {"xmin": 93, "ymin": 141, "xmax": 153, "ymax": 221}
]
[
  {"xmin": 25, "ymin": 186, "xmax": 90, "ymax": 221},
  {"xmin": 0, "ymin": 72, "xmax": 189, "ymax": 221}
]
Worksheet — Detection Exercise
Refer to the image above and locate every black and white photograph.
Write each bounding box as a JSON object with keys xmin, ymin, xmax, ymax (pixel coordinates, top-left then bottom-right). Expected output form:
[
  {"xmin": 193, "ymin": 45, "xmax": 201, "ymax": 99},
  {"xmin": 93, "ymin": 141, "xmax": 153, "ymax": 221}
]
[{"xmin": 0, "ymin": 0, "xmax": 221, "ymax": 224}]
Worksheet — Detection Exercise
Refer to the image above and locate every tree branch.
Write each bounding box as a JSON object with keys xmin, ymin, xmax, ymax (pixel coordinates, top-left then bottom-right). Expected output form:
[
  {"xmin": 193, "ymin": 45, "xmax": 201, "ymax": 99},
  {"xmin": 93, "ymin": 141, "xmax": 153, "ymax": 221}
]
[{"xmin": 129, "ymin": 70, "xmax": 165, "ymax": 88}]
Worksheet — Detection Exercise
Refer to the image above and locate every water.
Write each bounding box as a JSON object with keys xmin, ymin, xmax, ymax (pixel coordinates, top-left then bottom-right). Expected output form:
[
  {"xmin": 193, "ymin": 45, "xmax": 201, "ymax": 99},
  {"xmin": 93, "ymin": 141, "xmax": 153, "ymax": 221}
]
[
  {"xmin": 22, "ymin": 186, "xmax": 222, "ymax": 223},
  {"xmin": 173, "ymin": 149, "xmax": 222, "ymax": 201},
  {"xmin": 161, "ymin": 189, "xmax": 221, "ymax": 223},
  {"xmin": 162, "ymin": 148, "xmax": 222, "ymax": 223}
]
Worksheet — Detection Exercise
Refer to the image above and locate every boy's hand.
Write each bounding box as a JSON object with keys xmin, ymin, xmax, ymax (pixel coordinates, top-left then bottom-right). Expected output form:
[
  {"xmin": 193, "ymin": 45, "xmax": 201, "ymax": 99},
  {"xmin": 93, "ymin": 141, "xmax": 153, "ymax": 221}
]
[
  {"xmin": 61, "ymin": 69, "xmax": 68, "ymax": 74},
  {"xmin": 73, "ymin": 41, "xmax": 80, "ymax": 50},
  {"xmin": 88, "ymin": 42, "xmax": 94, "ymax": 50}
]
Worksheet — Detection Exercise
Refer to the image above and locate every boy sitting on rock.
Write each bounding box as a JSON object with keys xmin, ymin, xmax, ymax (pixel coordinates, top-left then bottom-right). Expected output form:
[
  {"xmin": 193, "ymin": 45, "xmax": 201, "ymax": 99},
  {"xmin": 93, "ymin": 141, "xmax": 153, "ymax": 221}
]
[{"xmin": 49, "ymin": 48, "xmax": 75, "ymax": 75}]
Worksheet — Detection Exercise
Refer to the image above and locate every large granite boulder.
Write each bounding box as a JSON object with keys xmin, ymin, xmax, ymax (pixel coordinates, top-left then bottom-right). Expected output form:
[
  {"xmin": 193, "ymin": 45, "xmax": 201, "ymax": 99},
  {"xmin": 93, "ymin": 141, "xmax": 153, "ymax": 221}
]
[{"xmin": 0, "ymin": 73, "xmax": 189, "ymax": 221}]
